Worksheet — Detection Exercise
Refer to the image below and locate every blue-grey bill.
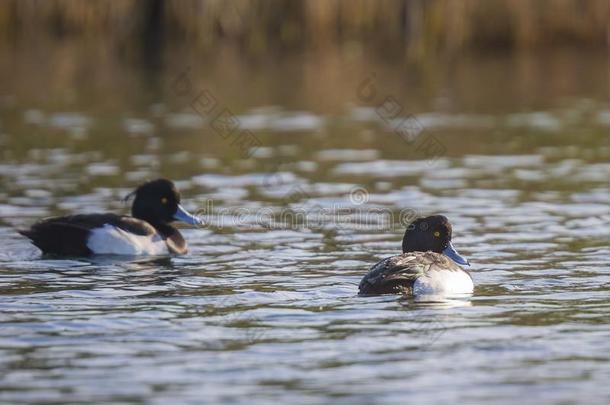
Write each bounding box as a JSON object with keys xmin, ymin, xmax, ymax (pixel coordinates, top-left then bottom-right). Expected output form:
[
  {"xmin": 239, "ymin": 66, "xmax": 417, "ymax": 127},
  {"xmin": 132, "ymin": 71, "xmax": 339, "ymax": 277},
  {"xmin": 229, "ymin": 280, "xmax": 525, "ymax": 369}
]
[
  {"xmin": 442, "ymin": 242, "xmax": 470, "ymax": 266},
  {"xmin": 174, "ymin": 204, "xmax": 203, "ymax": 225}
]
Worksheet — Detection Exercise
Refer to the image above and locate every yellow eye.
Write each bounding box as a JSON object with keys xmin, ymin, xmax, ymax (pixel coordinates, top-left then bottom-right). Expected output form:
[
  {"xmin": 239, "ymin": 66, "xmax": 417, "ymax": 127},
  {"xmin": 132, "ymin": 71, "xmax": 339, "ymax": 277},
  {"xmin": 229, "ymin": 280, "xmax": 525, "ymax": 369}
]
[
  {"xmin": 161, "ymin": 197, "xmax": 168, "ymax": 204},
  {"xmin": 433, "ymin": 231, "xmax": 440, "ymax": 238}
]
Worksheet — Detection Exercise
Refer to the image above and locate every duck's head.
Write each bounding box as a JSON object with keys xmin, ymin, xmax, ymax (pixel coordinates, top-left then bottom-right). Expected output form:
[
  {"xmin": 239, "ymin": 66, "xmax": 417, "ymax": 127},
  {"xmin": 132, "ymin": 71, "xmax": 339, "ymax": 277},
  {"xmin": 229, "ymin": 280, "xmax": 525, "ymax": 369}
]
[
  {"xmin": 402, "ymin": 215, "xmax": 469, "ymax": 266},
  {"xmin": 127, "ymin": 179, "xmax": 203, "ymax": 226}
]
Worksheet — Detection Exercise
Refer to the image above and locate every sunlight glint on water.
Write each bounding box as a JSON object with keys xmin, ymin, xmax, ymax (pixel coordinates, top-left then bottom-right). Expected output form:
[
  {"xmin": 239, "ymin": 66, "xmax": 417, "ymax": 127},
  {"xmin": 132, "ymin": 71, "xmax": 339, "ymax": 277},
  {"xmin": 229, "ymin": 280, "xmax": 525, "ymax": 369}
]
[{"xmin": 0, "ymin": 49, "xmax": 609, "ymax": 404}]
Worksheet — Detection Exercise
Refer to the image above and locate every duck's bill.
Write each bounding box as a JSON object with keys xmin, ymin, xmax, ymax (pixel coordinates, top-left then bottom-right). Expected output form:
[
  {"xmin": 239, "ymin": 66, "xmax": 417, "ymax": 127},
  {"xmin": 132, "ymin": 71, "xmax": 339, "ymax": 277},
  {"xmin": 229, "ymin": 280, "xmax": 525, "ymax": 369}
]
[
  {"xmin": 174, "ymin": 204, "xmax": 204, "ymax": 226},
  {"xmin": 442, "ymin": 242, "xmax": 470, "ymax": 266}
]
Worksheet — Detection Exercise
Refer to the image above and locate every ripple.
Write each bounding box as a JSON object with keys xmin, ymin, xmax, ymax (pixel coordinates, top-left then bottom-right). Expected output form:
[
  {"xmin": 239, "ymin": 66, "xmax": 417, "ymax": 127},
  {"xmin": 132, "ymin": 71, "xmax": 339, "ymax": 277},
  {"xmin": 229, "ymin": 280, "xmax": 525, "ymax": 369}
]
[
  {"xmin": 334, "ymin": 160, "xmax": 450, "ymax": 176},
  {"xmin": 2, "ymin": 100, "xmax": 610, "ymax": 405}
]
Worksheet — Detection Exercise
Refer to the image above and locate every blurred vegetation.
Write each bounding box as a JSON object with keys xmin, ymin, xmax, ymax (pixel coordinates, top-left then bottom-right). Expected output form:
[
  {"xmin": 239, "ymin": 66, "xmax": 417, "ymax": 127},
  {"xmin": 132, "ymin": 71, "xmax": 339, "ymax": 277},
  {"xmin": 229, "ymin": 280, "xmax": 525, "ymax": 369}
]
[{"xmin": 2, "ymin": 0, "xmax": 610, "ymax": 58}]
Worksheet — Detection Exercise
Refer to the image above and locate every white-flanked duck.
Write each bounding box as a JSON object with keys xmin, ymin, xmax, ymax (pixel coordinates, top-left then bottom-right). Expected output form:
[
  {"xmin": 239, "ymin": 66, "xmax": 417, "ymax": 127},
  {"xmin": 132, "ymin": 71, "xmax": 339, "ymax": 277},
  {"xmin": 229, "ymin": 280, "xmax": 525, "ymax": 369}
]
[
  {"xmin": 20, "ymin": 179, "xmax": 203, "ymax": 256},
  {"xmin": 359, "ymin": 215, "xmax": 473, "ymax": 296}
]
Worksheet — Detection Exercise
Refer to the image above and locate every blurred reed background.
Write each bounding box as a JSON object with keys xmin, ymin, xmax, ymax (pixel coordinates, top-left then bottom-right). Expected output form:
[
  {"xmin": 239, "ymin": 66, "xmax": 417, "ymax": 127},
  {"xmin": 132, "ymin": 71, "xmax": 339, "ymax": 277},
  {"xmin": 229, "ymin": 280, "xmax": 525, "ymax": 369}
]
[
  {"xmin": 2, "ymin": 0, "xmax": 610, "ymax": 137},
  {"xmin": 2, "ymin": 0, "xmax": 610, "ymax": 58}
]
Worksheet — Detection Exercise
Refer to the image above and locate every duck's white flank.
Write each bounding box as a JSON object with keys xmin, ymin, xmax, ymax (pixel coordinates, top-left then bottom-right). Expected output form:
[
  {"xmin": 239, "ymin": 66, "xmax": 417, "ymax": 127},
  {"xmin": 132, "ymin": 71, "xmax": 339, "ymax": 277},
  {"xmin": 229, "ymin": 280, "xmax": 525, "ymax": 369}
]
[
  {"xmin": 413, "ymin": 269, "xmax": 474, "ymax": 295},
  {"xmin": 87, "ymin": 224, "xmax": 167, "ymax": 255}
]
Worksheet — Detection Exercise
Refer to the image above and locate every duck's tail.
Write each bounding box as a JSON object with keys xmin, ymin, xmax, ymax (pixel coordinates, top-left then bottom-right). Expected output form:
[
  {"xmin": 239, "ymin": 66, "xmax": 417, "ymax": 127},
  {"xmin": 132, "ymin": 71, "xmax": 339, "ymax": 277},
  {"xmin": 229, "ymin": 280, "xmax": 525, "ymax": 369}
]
[{"xmin": 18, "ymin": 229, "xmax": 33, "ymax": 239}]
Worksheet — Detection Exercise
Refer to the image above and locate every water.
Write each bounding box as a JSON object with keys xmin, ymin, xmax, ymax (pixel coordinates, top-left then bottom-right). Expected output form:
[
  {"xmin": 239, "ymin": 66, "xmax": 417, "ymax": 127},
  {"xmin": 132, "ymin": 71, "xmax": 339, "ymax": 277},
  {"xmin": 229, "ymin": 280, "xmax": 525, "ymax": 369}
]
[{"xmin": 1, "ymin": 45, "xmax": 609, "ymax": 404}]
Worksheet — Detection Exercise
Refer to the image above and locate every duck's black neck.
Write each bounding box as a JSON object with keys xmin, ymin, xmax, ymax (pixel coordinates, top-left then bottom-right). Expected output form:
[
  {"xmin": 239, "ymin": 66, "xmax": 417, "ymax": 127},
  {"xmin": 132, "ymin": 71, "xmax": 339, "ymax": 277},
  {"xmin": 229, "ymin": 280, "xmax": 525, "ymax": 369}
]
[
  {"xmin": 151, "ymin": 222, "xmax": 187, "ymax": 254},
  {"xmin": 149, "ymin": 222, "xmax": 174, "ymax": 236},
  {"xmin": 134, "ymin": 215, "xmax": 173, "ymax": 236}
]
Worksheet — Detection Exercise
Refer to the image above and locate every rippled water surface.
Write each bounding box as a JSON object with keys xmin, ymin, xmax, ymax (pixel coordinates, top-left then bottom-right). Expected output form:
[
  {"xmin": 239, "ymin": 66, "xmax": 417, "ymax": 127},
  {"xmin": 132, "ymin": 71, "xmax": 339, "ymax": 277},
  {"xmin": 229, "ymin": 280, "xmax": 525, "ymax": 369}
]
[{"xmin": 1, "ymin": 47, "xmax": 609, "ymax": 404}]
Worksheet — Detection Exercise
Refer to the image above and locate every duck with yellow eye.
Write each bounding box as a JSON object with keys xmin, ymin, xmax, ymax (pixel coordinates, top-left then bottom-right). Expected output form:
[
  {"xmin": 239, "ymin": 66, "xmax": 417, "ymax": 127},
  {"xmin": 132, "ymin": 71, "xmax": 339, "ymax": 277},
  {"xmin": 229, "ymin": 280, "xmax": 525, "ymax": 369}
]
[
  {"xmin": 358, "ymin": 215, "xmax": 473, "ymax": 296},
  {"xmin": 19, "ymin": 179, "xmax": 203, "ymax": 256}
]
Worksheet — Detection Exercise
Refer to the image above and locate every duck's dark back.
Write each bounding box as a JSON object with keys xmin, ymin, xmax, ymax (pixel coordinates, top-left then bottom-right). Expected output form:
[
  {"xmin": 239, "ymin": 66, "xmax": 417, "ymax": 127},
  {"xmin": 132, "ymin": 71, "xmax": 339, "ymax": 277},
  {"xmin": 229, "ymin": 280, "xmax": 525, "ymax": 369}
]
[{"xmin": 19, "ymin": 214, "xmax": 156, "ymax": 256}]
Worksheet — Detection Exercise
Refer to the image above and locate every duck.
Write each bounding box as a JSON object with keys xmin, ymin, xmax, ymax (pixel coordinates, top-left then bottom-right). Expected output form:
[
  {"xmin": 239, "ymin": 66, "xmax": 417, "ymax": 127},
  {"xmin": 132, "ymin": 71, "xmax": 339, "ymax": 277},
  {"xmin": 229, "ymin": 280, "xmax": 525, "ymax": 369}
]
[
  {"xmin": 19, "ymin": 178, "xmax": 203, "ymax": 256},
  {"xmin": 358, "ymin": 215, "xmax": 473, "ymax": 296}
]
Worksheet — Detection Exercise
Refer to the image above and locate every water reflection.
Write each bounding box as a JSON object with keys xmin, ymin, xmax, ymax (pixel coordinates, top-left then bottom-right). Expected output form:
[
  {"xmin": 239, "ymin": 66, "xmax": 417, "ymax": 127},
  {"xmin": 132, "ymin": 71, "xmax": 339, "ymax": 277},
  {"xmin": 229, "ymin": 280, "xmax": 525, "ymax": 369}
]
[{"xmin": 0, "ymin": 46, "xmax": 609, "ymax": 403}]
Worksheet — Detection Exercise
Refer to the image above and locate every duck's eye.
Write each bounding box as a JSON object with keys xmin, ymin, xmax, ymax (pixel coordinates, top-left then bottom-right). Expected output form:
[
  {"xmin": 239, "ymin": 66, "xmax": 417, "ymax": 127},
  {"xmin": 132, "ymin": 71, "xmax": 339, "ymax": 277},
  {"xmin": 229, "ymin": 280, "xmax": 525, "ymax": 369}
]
[
  {"xmin": 433, "ymin": 231, "xmax": 440, "ymax": 238},
  {"xmin": 161, "ymin": 197, "xmax": 168, "ymax": 205}
]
